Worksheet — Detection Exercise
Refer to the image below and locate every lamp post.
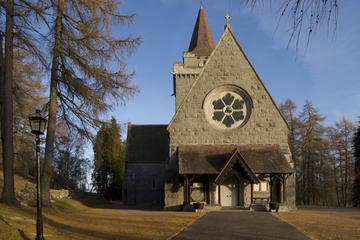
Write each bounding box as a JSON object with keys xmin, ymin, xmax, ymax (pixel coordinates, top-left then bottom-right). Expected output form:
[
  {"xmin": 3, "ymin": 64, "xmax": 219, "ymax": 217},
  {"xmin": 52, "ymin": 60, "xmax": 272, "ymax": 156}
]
[{"xmin": 29, "ymin": 109, "xmax": 47, "ymax": 240}]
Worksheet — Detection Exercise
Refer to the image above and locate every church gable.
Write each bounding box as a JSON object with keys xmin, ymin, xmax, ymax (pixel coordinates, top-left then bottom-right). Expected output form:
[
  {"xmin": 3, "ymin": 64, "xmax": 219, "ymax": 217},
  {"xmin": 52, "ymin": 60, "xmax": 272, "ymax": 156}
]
[
  {"xmin": 123, "ymin": 9, "xmax": 296, "ymax": 210},
  {"xmin": 168, "ymin": 27, "xmax": 288, "ymax": 147}
]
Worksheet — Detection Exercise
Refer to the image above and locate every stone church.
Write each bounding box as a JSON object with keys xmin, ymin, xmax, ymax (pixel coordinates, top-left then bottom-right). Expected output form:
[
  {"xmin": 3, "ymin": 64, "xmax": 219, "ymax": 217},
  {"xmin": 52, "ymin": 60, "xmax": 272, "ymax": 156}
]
[{"xmin": 123, "ymin": 7, "xmax": 296, "ymax": 211}]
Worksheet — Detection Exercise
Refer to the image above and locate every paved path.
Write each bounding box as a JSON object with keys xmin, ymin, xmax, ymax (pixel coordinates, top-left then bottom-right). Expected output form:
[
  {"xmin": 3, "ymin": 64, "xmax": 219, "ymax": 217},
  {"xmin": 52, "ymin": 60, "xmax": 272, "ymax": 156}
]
[{"xmin": 172, "ymin": 211, "xmax": 311, "ymax": 240}]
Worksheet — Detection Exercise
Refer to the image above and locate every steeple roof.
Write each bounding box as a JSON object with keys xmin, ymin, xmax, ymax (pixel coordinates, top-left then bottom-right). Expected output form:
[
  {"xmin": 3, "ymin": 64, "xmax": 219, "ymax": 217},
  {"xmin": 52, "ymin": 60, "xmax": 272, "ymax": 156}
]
[{"xmin": 188, "ymin": 7, "xmax": 215, "ymax": 56}]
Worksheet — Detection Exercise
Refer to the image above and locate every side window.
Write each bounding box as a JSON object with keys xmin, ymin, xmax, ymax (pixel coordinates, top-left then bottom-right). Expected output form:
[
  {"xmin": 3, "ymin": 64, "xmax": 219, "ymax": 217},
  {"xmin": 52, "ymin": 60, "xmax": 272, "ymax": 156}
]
[
  {"xmin": 253, "ymin": 182, "xmax": 268, "ymax": 192},
  {"xmin": 261, "ymin": 182, "xmax": 268, "ymax": 191}
]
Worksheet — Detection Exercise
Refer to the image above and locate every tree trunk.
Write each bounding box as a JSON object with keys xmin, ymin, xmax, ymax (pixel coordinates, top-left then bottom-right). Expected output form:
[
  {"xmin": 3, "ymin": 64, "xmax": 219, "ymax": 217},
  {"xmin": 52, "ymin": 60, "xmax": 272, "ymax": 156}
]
[
  {"xmin": 42, "ymin": 1, "xmax": 62, "ymax": 206},
  {"xmin": 1, "ymin": 0, "xmax": 16, "ymax": 205}
]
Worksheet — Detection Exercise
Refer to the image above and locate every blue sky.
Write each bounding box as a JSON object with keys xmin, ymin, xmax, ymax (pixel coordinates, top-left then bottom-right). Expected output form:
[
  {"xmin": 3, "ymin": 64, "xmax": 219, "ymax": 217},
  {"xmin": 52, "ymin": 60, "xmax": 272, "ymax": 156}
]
[{"xmin": 111, "ymin": 0, "xmax": 360, "ymax": 135}]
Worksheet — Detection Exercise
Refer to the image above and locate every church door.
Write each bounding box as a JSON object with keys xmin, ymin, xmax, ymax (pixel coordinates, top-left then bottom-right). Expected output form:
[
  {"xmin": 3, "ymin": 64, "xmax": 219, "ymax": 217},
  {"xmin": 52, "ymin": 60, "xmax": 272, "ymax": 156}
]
[{"xmin": 220, "ymin": 176, "xmax": 238, "ymax": 207}]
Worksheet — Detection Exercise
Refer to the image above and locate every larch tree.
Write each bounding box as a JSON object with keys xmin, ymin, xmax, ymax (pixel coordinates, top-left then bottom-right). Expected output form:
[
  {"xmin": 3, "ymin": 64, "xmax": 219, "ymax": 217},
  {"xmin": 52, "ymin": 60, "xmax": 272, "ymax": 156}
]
[
  {"xmin": 12, "ymin": 49, "xmax": 46, "ymax": 177},
  {"xmin": 279, "ymin": 98, "xmax": 302, "ymax": 203},
  {"xmin": 0, "ymin": 0, "xmax": 16, "ymax": 205},
  {"xmin": 333, "ymin": 117, "xmax": 356, "ymax": 207},
  {"xmin": 240, "ymin": 0, "xmax": 339, "ymax": 54},
  {"xmin": 298, "ymin": 100, "xmax": 326, "ymax": 205},
  {"xmin": 0, "ymin": 0, "xmax": 48, "ymax": 205},
  {"xmin": 37, "ymin": 0, "xmax": 140, "ymax": 205}
]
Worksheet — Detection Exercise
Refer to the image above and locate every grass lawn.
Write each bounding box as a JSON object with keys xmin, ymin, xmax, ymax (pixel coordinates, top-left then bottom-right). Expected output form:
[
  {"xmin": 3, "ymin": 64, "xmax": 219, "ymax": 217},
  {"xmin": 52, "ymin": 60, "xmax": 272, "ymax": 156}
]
[
  {"xmin": 2, "ymin": 169, "xmax": 360, "ymax": 240},
  {"xmin": 1, "ymin": 171, "xmax": 204, "ymax": 239},
  {"xmin": 0, "ymin": 198, "xmax": 205, "ymax": 240},
  {"xmin": 273, "ymin": 206, "xmax": 360, "ymax": 240}
]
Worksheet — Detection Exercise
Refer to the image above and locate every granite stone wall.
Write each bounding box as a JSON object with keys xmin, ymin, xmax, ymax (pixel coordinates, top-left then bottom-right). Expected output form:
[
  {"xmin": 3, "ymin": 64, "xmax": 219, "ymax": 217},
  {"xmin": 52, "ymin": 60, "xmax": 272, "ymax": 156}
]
[{"xmin": 123, "ymin": 162, "xmax": 165, "ymax": 205}]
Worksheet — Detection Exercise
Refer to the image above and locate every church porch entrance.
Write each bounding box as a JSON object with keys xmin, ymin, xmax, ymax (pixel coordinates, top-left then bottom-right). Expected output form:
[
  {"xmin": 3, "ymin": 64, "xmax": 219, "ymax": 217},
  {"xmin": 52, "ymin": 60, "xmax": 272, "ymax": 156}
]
[
  {"xmin": 182, "ymin": 172, "xmax": 253, "ymax": 208},
  {"xmin": 178, "ymin": 145, "xmax": 295, "ymax": 210},
  {"xmin": 220, "ymin": 176, "xmax": 238, "ymax": 207}
]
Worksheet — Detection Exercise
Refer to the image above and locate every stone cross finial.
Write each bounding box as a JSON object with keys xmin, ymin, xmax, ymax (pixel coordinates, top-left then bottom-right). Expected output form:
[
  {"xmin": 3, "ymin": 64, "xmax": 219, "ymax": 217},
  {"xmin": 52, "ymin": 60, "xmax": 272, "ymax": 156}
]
[{"xmin": 225, "ymin": 13, "xmax": 231, "ymax": 30}]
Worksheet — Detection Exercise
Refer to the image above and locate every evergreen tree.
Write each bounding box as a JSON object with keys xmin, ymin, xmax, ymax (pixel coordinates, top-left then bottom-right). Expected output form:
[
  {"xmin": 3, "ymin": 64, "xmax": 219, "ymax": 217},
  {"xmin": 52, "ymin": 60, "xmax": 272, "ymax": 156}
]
[
  {"xmin": 93, "ymin": 118, "xmax": 125, "ymax": 200},
  {"xmin": 353, "ymin": 123, "xmax": 360, "ymax": 207}
]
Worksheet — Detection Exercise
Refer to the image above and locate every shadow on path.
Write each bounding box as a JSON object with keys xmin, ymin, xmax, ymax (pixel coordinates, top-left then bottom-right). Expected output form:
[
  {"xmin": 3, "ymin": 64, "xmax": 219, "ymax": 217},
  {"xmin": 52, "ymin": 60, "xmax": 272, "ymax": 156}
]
[{"xmin": 172, "ymin": 211, "xmax": 311, "ymax": 240}]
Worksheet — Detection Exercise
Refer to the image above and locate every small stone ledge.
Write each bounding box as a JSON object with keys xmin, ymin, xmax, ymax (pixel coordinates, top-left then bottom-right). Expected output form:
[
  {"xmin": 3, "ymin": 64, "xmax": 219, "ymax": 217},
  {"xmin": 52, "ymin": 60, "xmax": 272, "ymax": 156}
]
[{"xmin": 16, "ymin": 188, "xmax": 70, "ymax": 202}]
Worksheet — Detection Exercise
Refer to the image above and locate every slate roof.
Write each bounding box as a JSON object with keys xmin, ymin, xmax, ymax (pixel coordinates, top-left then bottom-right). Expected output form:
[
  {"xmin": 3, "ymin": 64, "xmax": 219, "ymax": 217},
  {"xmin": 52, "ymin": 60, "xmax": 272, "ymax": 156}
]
[
  {"xmin": 178, "ymin": 145, "xmax": 294, "ymax": 174},
  {"xmin": 126, "ymin": 124, "xmax": 168, "ymax": 163},
  {"xmin": 188, "ymin": 7, "xmax": 215, "ymax": 56}
]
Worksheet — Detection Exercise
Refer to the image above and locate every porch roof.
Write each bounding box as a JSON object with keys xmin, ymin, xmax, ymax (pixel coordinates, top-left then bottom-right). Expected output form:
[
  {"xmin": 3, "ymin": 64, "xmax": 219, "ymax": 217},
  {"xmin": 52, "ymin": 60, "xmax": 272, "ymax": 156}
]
[
  {"xmin": 178, "ymin": 145, "xmax": 294, "ymax": 175},
  {"xmin": 214, "ymin": 150, "xmax": 260, "ymax": 184}
]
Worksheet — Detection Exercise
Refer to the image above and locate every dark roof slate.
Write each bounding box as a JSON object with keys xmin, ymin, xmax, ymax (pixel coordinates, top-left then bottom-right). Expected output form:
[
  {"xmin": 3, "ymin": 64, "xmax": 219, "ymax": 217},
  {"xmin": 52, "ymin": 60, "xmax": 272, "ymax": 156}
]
[
  {"xmin": 188, "ymin": 7, "xmax": 215, "ymax": 56},
  {"xmin": 126, "ymin": 124, "xmax": 168, "ymax": 163},
  {"xmin": 178, "ymin": 145, "xmax": 294, "ymax": 174}
]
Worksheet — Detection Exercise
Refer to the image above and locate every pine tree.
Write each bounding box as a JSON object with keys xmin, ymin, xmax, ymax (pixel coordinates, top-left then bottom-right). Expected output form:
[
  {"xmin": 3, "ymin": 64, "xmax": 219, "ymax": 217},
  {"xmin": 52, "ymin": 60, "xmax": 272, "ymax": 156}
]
[{"xmin": 353, "ymin": 123, "xmax": 360, "ymax": 207}]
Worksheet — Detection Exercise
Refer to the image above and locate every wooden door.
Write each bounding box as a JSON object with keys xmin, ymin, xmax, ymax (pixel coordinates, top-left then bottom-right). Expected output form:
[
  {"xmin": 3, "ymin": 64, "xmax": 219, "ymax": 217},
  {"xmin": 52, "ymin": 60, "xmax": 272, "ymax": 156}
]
[{"xmin": 220, "ymin": 176, "xmax": 238, "ymax": 207}]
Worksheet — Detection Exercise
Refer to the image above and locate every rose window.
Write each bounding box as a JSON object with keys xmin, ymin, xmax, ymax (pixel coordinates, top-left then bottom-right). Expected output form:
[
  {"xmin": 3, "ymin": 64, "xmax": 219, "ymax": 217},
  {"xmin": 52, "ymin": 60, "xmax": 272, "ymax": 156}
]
[
  {"xmin": 203, "ymin": 86, "xmax": 252, "ymax": 130},
  {"xmin": 212, "ymin": 93, "xmax": 245, "ymax": 128}
]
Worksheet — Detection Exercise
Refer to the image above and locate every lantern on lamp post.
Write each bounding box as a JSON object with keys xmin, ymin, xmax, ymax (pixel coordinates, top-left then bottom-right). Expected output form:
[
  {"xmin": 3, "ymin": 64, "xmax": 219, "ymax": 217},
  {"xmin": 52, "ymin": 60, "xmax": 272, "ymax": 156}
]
[{"xmin": 29, "ymin": 109, "xmax": 47, "ymax": 240}]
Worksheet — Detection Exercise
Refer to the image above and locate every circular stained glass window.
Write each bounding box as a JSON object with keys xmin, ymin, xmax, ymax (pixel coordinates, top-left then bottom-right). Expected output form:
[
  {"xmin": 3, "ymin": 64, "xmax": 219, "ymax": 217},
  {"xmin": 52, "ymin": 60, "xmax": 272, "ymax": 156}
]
[{"xmin": 203, "ymin": 85, "xmax": 252, "ymax": 129}]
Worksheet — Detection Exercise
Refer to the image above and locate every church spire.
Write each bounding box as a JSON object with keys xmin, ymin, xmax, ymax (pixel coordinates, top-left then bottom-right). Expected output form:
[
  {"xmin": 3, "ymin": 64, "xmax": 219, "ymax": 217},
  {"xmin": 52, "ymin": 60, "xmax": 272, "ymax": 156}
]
[{"xmin": 188, "ymin": 7, "xmax": 215, "ymax": 56}]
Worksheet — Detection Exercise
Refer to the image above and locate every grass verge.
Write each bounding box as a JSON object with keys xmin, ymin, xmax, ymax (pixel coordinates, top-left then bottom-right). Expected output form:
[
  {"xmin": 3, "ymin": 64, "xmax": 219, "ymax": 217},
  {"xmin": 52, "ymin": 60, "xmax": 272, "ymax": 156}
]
[{"xmin": 273, "ymin": 206, "xmax": 360, "ymax": 240}]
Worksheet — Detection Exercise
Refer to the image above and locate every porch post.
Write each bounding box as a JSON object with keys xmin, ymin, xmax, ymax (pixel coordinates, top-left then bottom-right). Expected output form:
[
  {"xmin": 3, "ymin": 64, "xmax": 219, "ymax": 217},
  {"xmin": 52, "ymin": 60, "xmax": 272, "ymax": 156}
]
[
  {"xmin": 183, "ymin": 174, "xmax": 189, "ymax": 204},
  {"xmin": 237, "ymin": 178, "xmax": 240, "ymax": 206},
  {"xmin": 218, "ymin": 184, "xmax": 221, "ymax": 205},
  {"xmin": 282, "ymin": 174, "xmax": 286, "ymax": 203},
  {"xmin": 250, "ymin": 183, "xmax": 253, "ymax": 204},
  {"xmin": 269, "ymin": 174, "xmax": 273, "ymax": 203}
]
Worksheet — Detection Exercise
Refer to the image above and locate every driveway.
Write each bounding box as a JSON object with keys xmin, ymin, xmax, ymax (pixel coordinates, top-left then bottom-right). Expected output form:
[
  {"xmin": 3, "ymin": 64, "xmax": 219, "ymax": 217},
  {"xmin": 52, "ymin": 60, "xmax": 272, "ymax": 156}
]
[{"xmin": 172, "ymin": 211, "xmax": 311, "ymax": 240}]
